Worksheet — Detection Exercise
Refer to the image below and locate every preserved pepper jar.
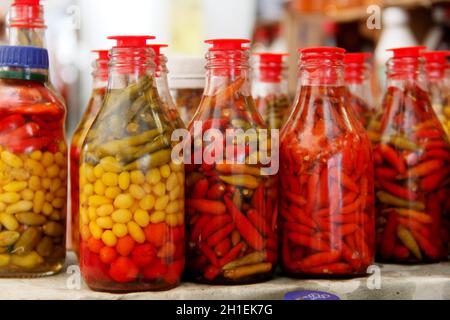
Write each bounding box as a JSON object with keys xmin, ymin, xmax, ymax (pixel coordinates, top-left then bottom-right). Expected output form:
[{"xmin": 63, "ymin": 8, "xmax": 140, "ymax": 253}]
[
  {"xmin": 279, "ymin": 47, "xmax": 375, "ymax": 276},
  {"xmin": 186, "ymin": 39, "xmax": 278, "ymax": 284},
  {"xmin": 147, "ymin": 44, "xmax": 185, "ymax": 130},
  {"xmin": 423, "ymin": 51, "xmax": 450, "ymax": 138},
  {"xmin": 70, "ymin": 50, "xmax": 109, "ymax": 257},
  {"xmin": 374, "ymin": 47, "xmax": 450, "ymax": 263},
  {"xmin": 8, "ymin": 0, "xmax": 46, "ymax": 47},
  {"xmin": 79, "ymin": 36, "xmax": 185, "ymax": 292},
  {"xmin": 344, "ymin": 53, "xmax": 376, "ymax": 129},
  {"xmin": 168, "ymin": 57, "xmax": 205, "ymax": 125},
  {"xmin": 252, "ymin": 53, "xmax": 290, "ymax": 130},
  {"xmin": 0, "ymin": 46, "xmax": 67, "ymax": 276}
]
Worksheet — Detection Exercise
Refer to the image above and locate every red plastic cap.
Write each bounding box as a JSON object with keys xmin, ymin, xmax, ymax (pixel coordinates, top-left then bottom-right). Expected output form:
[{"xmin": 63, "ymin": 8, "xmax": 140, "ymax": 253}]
[
  {"xmin": 387, "ymin": 46, "xmax": 426, "ymax": 58},
  {"xmin": 92, "ymin": 50, "xmax": 109, "ymax": 61},
  {"xmin": 13, "ymin": 0, "xmax": 40, "ymax": 5},
  {"xmin": 254, "ymin": 53, "xmax": 288, "ymax": 83},
  {"xmin": 344, "ymin": 52, "xmax": 372, "ymax": 64},
  {"xmin": 299, "ymin": 47, "xmax": 346, "ymax": 54},
  {"xmin": 147, "ymin": 44, "xmax": 168, "ymax": 57},
  {"xmin": 108, "ymin": 36, "xmax": 155, "ymax": 48},
  {"xmin": 422, "ymin": 51, "xmax": 450, "ymax": 64},
  {"xmin": 205, "ymin": 39, "xmax": 251, "ymax": 51},
  {"xmin": 254, "ymin": 52, "xmax": 288, "ymax": 64}
]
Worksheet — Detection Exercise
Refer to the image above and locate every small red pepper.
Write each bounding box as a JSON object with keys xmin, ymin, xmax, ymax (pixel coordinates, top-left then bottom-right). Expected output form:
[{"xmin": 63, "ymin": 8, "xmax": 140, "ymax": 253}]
[
  {"xmin": 0, "ymin": 114, "xmax": 25, "ymax": 134},
  {"xmin": 186, "ymin": 199, "xmax": 226, "ymax": 215},
  {"xmin": 0, "ymin": 122, "xmax": 40, "ymax": 145},
  {"xmin": 379, "ymin": 144, "xmax": 406, "ymax": 174},
  {"xmin": 6, "ymin": 137, "xmax": 52, "ymax": 154},
  {"xmin": 224, "ymin": 196, "xmax": 265, "ymax": 251},
  {"xmin": 288, "ymin": 233, "xmax": 330, "ymax": 252},
  {"xmin": 219, "ymin": 242, "xmax": 245, "ymax": 266},
  {"xmin": 192, "ymin": 178, "xmax": 209, "ymax": 199},
  {"xmin": 206, "ymin": 223, "xmax": 235, "ymax": 247}
]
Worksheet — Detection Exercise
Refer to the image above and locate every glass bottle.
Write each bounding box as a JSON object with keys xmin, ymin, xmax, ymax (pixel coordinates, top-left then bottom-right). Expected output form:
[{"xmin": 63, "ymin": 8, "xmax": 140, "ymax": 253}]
[
  {"xmin": 186, "ymin": 39, "xmax": 278, "ymax": 284},
  {"xmin": 0, "ymin": 46, "xmax": 67, "ymax": 276},
  {"xmin": 168, "ymin": 57, "xmax": 205, "ymax": 126},
  {"xmin": 252, "ymin": 53, "xmax": 290, "ymax": 130},
  {"xmin": 373, "ymin": 47, "xmax": 450, "ymax": 263},
  {"xmin": 279, "ymin": 47, "xmax": 375, "ymax": 277},
  {"xmin": 70, "ymin": 50, "xmax": 109, "ymax": 257},
  {"xmin": 423, "ymin": 51, "xmax": 450, "ymax": 138},
  {"xmin": 147, "ymin": 44, "xmax": 185, "ymax": 130},
  {"xmin": 344, "ymin": 52, "xmax": 376, "ymax": 129},
  {"xmin": 79, "ymin": 36, "xmax": 185, "ymax": 292},
  {"xmin": 8, "ymin": 0, "xmax": 46, "ymax": 48}
]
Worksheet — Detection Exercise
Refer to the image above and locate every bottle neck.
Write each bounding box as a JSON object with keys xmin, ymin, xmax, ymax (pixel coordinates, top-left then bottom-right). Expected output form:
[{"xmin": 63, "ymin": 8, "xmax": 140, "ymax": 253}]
[
  {"xmin": 253, "ymin": 59, "xmax": 288, "ymax": 97},
  {"xmin": 297, "ymin": 52, "xmax": 345, "ymax": 87},
  {"xmin": 204, "ymin": 49, "xmax": 252, "ymax": 97},
  {"xmin": 92, "ymin": 59, "xmax": 109, "ymax": 89},
  {"xmin": 424, "ymin": 61, "xmax": 447, "ymax": 82},
  {"xmin": 386, "ymin": 56, "xmax": 425, "ymax": 87},
  {"xmin": 8, "ymin": 4, "xmax": 46, "ymax": 48},
  {"xmin": 0, "ymin": 66, "xmax": 48, "ymax": 82},
  {"xmin": 107, "ymin": 47, "xmax": 156, "ymax": 90}
]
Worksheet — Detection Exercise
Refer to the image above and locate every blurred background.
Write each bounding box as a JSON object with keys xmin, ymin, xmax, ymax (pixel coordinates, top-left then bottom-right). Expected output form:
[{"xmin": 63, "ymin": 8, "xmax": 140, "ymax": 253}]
[{"xmin": 0, "ymin": 0, "xmax": 449, "ymax": 136}]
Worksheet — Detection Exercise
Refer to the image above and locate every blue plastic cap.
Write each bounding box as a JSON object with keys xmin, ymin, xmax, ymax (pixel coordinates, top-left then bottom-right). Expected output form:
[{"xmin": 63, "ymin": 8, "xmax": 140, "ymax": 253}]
[{"xmin": 0, "ymin": 46, "xmax": 49, "ymax": 70}]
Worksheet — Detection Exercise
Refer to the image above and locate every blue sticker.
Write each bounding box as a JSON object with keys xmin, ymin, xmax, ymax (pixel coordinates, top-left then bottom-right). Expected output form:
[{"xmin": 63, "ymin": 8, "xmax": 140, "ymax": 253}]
[{"xmin": 284, "ymin": 290, "xmax": 340, "ymax": 300}]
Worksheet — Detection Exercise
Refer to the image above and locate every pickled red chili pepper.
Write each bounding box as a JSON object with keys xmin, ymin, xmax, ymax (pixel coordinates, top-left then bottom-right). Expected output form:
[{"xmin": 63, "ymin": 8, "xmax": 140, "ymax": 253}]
[
  {"xmin": 70, "ymin": 50, "xmax": 109, "ymax": 257},
  {"xmin": 252, "ymin": 53, "xmax": 290, "ymax": 130},
  {"xmin": 343, "ymin": 53, "xmax": 376, "ymax": 129},
  {"xmin": 79, "ymin": 36, "xmax": 185, "ymax": 292},
  {"xmin": 186, "ymin": 39, "xmax": 277, "ymax": 284},
  {"xmin": 279, "ymin": 47, "xmax": 375, "ymax": 277},
  {"xmin": 0, "ymin": 46, "xmax": 67, "ymax": 277},
  {"xmin": 374, "ymin": 47, "xmax": 450, "ymax": 262}
]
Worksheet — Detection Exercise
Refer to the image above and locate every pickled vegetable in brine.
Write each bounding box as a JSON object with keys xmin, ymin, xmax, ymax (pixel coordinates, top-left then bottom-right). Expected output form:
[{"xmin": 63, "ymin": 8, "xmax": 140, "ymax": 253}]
[
  {"xmin": 0, "ymin": 46, "xmax": 67, "ymax": 277},
  {"xmin": 373, "ymin": 47, "xmax": 450, "ymax": 263},
  {"xmin": 279, "ymin": 48, "xmax": 375, "ymax": 277},
  {"xmin": 79, "ymin": 36, "xmax": 185, "ymax": 292},
  {"xmin": 186, "ymin": 39, "xmax": 278, "ymax": 285}
]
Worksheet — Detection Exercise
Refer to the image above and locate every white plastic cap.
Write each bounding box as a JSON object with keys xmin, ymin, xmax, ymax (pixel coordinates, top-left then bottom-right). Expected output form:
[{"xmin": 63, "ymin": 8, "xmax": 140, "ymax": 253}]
[
  {"xmin": 383, "ymin": 7, "xmax": 409, "ymax": 27},
  {"xmin": 168, "ymin": 56, "xmax": 206, "ymax": 89}
]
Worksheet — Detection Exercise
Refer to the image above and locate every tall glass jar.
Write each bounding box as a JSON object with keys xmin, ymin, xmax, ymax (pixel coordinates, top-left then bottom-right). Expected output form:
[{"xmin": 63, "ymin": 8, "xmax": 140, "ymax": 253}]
[
  {"xmin": 168, "ymin": 57, "xmax": 205, "ymax": 125},
  {"xmin": 344, "ymin": 52, "xmax": 376, "ymax": 129},
  {"xmin": 423, "ymin": 51, "xmax": 450, "ymax": 137},
  {"xmin": 79, "ymin": 36, "xmax": 185, "ymax": 292},
  {"xmin": 8, "ymin": 0, "xmax": 46, "ymax": 48},
  {"xmin": 374, "ymin": 47, "xmax": 450, "ymax": 263},
  {"xmin": 70, "ymin": 50, "xmax": 109, "ymax": 257},
  {"xmin": 0, "ymin": 46, "xmax": 67, "ymax": 277},
  {"xmin": 279, "ymin": 47, "xmax": 375, "ymax": 277},
  {"xmin": 186, "ymin": 39, "xmax": 278, "ymax": 284},
  {"xmin": 252, "ymin": 53, "xmax": 290, "ymax": 130},
  {"xmin": 148, "ymin": 44, "xmax": 184, "ymax": 130}
]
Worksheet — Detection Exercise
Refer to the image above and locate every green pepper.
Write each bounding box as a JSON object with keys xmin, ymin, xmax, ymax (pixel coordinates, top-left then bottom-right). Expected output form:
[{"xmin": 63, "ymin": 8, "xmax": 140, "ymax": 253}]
[
  {"xmin": 376, "ymin": 191, "xmax": 425, "ymax": 211},
  {"xmin": 386, "ymin": 135, "xmax": 420, "ymax": 151},
  {"xmin": 220, "ymin": 175, "xmax": 259, "ymax": 189},
  {"xmin": 118, "ymin": 133, "xmax": 171, "ymax": 163},
  {"xmin": 96, "ymin": 128, "xmax": 164, "ymax": 157},
  {"xmin": 222, "ymin": 252, "xmax": 266, "ymax": 270},
  {"xmin": 397, "ymin": 225, "xmax": 422, "ymax": 260},
  {"xmin": 124, "ymin": 148, "xmax": 171, "ymax": 171}
]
